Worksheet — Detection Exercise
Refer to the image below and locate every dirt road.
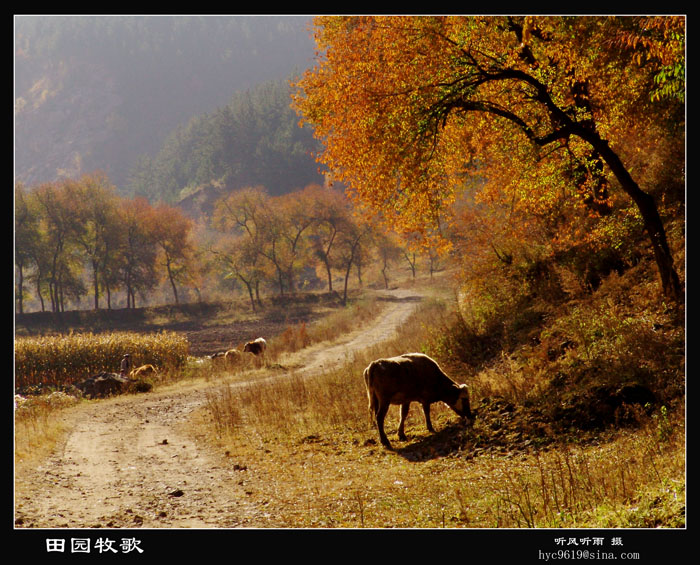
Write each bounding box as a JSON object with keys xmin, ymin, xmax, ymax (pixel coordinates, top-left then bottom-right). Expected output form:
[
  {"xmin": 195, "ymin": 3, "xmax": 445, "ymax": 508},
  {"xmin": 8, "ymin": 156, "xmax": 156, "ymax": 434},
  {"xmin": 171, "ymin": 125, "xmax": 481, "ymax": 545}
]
[{"xmin": 14, "ymin": 289, "xmax": 424, "ymax": 529}]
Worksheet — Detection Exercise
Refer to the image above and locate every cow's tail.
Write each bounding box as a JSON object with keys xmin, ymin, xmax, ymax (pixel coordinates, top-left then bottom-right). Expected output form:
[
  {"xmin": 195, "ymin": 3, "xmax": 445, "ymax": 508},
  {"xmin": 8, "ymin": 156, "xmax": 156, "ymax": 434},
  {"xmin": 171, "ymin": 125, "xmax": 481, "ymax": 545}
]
[{"xmin": 363, "ymin": 362, "xmax": 379, "ymax": 420}]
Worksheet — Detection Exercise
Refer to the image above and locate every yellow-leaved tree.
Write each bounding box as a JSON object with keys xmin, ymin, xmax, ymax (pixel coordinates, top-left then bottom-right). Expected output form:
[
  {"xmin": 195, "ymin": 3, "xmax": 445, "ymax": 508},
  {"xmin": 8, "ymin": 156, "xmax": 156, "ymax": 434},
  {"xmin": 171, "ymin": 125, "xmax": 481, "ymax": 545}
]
[{"xmin": 292, "ymin": 15, "xmax": 684, "ymax": 300}]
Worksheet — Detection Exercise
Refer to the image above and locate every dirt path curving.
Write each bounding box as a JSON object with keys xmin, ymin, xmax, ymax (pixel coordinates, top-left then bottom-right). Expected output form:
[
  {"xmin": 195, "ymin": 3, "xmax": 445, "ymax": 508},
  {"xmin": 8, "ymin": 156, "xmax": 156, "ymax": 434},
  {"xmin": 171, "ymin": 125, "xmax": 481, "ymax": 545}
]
[{"xmin": 14, "ymin": 288, "xmax": 425, "ymax": 529}]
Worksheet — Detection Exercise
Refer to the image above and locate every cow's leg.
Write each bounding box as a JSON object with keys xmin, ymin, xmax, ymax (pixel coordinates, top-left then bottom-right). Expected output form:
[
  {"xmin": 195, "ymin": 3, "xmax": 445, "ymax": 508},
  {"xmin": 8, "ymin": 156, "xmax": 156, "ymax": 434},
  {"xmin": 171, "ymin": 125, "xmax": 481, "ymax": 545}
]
[
  {"xmin": 398, "ymin": 403, "xmax": 410, "ymax": 441},
  {"xmin": 376, "ymin": 403, "xmax": 392, "ymax": 448},
  {"xmin": 422, "ymin": 402, "xmax": 435, "ymax": 433}
]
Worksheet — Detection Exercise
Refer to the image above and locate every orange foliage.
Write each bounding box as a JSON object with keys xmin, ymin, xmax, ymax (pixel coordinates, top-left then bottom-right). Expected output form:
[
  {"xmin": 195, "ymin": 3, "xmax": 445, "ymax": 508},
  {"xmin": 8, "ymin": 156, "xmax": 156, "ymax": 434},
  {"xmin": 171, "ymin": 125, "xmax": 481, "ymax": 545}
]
[{"xmin": 293, "ymin": 16, "xmax": 684, "ymax": 298}]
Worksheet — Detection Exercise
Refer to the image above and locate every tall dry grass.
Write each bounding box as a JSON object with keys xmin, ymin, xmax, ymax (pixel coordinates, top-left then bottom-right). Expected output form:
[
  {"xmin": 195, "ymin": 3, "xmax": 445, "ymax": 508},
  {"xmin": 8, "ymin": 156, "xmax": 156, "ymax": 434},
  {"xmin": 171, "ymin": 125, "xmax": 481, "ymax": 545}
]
[
  {"xmin": 14, "ymin": 392, "xmax": 80, "ymax": 471},
  {"xmin": 466, "ymin": 406, "xmax": 684, "ymax": 528},
  {"xmin": 201, "ymin": 293, "xmax": 685, "ymax": 528},
  {"xmin": 267, "ymin": 295, "xmax": 385, "ymax": 359},
  {"xmin": 203, "ymin": 298, "xmax": 446, "ymax": 443},
  {"xmin": 197, "ymin": 294, "xmax": 387, "ymax": 381},
  {"xmin": 15, "ymin": 330, "xmax": 189, "ymax": 390}
]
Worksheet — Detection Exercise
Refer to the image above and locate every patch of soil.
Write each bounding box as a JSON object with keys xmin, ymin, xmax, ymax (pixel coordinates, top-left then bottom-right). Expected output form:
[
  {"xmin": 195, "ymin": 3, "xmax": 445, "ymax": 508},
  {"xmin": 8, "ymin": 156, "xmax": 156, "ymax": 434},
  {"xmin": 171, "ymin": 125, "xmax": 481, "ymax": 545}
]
[
  {"xmin": 15, "ymin": 295, "xmax": 338, "ymax": 358},
  {"xmin": 182, "ymin": 318, "xmax": 294, "ymax": 357}
]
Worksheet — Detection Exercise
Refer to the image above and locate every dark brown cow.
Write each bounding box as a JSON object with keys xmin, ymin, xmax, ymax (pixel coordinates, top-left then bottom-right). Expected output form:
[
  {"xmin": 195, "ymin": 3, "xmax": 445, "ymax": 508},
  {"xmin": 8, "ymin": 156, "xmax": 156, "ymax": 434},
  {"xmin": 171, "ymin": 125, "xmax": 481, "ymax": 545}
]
[
  {"xmin": 363, "ymin": 352, "xmax": 473, "ymax": 448},
  {"xmin": 243, "ymin": 337, "xmax": 267, "ymax": 356}
]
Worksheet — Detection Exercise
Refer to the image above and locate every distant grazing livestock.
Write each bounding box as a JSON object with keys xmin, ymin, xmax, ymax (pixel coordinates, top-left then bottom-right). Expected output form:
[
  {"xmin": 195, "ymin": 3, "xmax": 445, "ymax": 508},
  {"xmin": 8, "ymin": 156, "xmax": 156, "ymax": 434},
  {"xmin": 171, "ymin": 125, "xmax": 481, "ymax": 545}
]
[
  {"xmin": 363, "ymin": 352, "xmax": 473, "ymax": 448},
  {"xmin": 130, "ymin": 364, "xmax": 157, "ymax": 379},
  {"xmin": 209, "ymin": 351, "xmax": 227, "ymax": 365},
  {"xmin": 224, "ymin": 348, "xmax": 242, "ymax": 366},
  {"xmin": 243, "ymin": 337, "xmax": 267, "ymax": 356}
]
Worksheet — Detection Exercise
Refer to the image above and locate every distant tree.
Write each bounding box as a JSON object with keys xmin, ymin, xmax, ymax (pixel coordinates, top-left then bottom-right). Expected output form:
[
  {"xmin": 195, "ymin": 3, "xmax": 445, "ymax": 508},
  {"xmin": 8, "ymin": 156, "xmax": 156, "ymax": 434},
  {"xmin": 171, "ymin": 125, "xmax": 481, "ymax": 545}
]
[
  {"xmin": 149, "ymin": 204, "xmax": 195, "ymax": 305},
  {"xmin": 126, "ymin": 77, "xmax": 322, "ymax": 203},
  {"xmin": 274, "ymin": 186, "xmax": 319, "ymax": 293},
  {"xmin": 32, "ymin": 180, "xmax": 86, "ymax": 312},
  {"xmin": 118, "ymin": 197, "xmax": 159, "ymax": 309},
  {"xmin": 212, "ymin": 186, "xmax": 272, "ymax": 297},
  {"xmin": 336, "ymin": 218, "xmax": 373, "ymax": 304},
  {"xmin": 212, "ymin": 186, "xmax": 318, "ymax": 297},
  {"xmin": 375, "ymin": 230, "xmax": 404, "ymax": 290},
  {"xmin": 403, "ymin": 250, "xmax": 417, "ymax": 280},
  {"xmin": 210, "ymin": 233, "xmax": 264, "ymax": 312},
  {"xmin": 308, "ymin": 185, "xmax": 355, "ymax": 292},
  {"xmin": 15, "ymin": 183, "xmax": 41, "ymax": 314},
  {"xmin": 68, "ymin": 172, "xmax": 123, "ymax": 310}
]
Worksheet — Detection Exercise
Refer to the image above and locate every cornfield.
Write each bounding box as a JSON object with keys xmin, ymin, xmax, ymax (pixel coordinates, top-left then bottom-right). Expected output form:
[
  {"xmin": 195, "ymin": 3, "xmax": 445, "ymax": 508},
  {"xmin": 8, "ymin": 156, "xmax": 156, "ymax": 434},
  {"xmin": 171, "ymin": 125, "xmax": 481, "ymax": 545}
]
[{"xmin": 14, "ymin": 331, "xmax": 189, "ymax": 390}]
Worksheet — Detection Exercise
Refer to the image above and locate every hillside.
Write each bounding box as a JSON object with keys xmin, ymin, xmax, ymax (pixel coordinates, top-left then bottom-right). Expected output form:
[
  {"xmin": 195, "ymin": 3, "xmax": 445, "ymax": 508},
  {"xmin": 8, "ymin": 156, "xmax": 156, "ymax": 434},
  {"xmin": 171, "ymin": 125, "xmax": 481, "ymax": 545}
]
[
  {"xmin": 14, "ymin": 264, "xmax": 685, "ymax": 541},
  {"xmin": 14, "ymin": 15, "xmax": 316, "ymax": 193},
  {"xmin": 127, "ymin": 77, "xmax": 325, "ymax": 205}
]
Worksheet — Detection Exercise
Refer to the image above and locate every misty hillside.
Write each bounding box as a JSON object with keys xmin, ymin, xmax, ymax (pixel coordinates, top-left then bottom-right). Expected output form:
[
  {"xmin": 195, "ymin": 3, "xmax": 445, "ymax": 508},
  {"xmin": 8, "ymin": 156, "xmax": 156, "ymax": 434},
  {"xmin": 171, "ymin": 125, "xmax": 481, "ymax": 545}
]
[
  {"xmin": 14, "ymin": 15, "xmax": 318, "ymax": 195},
  {"xmin": 126, "ymin": 77, "xmax": 325, "ymax": 207}
]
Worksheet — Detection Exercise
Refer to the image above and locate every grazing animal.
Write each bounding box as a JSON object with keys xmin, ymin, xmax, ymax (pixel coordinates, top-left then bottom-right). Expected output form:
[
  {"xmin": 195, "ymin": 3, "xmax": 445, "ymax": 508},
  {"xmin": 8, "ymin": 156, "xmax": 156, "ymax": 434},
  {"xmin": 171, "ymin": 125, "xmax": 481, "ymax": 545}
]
[
  {"xmin": 129, "ymin": 364, "xmax": 157, "ymax": 379},
  {"xmin": 363, "ymin": 352, "xmax": 473, "ymax": 448},
  {"xmin": 243, "ymin": 337, "xmax": 267, "ymax": 356},
  {"xmin": 224, "ymin": 348, "xmax": 242, "ymax": 366},
  {"xmin": 209, "ymin": 351, "xmax": 227, "ymax": 365}
]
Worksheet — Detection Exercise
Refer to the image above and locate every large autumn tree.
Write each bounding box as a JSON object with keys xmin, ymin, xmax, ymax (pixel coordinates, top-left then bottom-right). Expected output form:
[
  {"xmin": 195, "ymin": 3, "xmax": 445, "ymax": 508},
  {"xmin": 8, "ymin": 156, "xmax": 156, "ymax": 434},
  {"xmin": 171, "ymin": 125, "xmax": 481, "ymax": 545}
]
[{"xmin": 293, "ymin": 15, "xmax": 684, "ymax": 300}]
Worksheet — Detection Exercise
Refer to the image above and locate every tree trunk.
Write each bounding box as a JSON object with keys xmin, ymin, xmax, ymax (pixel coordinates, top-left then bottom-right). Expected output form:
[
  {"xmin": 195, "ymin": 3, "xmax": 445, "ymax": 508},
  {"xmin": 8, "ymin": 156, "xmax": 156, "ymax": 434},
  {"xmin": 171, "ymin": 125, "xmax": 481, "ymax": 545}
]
[
  {"xmin": 166, "ymin": 261, "xmax": 179, "ymax": 305},
  {"xmin": 255, "ymin": 280, "xmax": 263, "ymax": 308},
  {"xmin": 584, "ymin": 133, "xmax": 682, "ymax": 301},
  {"xmin": 170, "ymin": 274, "xmax": 179, "ymax": 305},
  {"xmin": 240, "ymin": 276, "xmax": 256, "ymax": 312},
  {"xmin": 36, "ymin": 275, "xmax": 45, "ymax": 312},
  {"xmin": 342, "ymin": 236, "xmax": 362, "ymax": 305},
  {"xmin": 93, "ymin": 261, "xmax": 100, "ymax": 310},
  {"xmin": 342, "ymin": 261, "xmax": 353, "ymax": 305},
  {"xmin": 325, "ymin": 259, "xmax": 333, "ymax": 292}
]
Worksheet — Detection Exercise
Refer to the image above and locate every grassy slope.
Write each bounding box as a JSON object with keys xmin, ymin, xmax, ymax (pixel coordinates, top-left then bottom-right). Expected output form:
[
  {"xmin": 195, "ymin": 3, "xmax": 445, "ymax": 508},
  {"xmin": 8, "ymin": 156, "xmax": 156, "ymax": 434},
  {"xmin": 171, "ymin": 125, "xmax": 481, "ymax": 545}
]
[
  {"xmin": 15, "ymin": 256, "xmax": 685, "ymax": 529},
  {"xmin": 196, "ymin": 257, "xmax": 685, "ymax": 528}
]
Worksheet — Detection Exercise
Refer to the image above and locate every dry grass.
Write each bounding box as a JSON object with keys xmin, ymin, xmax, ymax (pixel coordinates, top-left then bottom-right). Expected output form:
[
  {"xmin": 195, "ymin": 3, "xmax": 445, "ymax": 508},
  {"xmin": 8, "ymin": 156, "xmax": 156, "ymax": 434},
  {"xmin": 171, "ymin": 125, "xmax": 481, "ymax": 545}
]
[
  {"xmin": 15, "ymin": 330, "xmax": 189, "ymax": 390},
  {"xmin": 192, "ymin": 294, "xmax": 387, "ymax": 381},
  {"xmin": 198, "ymin": 374, "xmax": 684, "ymax": 528},
  {"xmin": 12, "ymin": 290, "xmax": 388, "ymax": 478},
  {"xmin": 198, "ymin": 292, "xmax": 685, "ymax": 528},
  {"xmin": 465, "ymin": 410, "xmax": 685, "ymax": 528},
  {"xmin": 14, "ymin": 393, "xmax": 81, "ymax": 473},
  {"xmin": 269, "ymin": 294, "xmax": 385, "ymax": 358},
  {"xmin": 14, "ymin": 267, "xmax": 685, "ymax": 529}
]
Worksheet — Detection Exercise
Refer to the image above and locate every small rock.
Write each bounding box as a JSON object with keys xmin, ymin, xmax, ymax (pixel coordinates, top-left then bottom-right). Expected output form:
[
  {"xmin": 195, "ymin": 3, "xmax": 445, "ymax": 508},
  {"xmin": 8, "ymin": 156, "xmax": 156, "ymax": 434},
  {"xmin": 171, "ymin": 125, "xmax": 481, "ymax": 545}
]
[{"xmin": 168, "ymin": 489, "xmax": 184, "ymax": 497}]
